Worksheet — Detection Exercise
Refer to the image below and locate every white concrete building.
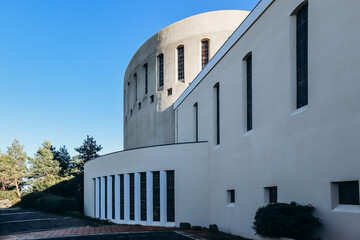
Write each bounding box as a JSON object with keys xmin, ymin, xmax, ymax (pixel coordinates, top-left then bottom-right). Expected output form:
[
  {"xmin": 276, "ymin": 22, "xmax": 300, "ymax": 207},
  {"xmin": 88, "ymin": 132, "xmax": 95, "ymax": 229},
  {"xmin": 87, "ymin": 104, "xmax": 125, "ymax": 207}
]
[{"xmin": 84, "ymin": 0, "xmax": 360, "ymax": 239}]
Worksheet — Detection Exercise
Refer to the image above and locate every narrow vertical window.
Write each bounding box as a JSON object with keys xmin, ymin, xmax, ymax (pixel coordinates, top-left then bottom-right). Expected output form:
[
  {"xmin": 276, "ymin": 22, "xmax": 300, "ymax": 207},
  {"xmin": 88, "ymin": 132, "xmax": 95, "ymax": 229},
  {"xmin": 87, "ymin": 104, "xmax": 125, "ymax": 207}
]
[
  {"xmin": 144, "ymin": 64, "xmax": 148, "ymax": 95},
  {"xmin": 129, "ymin": 173, "xmax": 135, "ymax": 220},
  {"xmin": 158, "ymin": 54, "xmax": 164, "ymax": 88},
  {"xmin": 120, "ymin": 174, "xmax": 124, "ymax": 220},
  {"xmin": 98, "ymin": 177, "xmax": 101, "ymax": 218},
  {"xmin": 166, "ymin": 170, "xmax": 175, "ymax": 222},
  {"xmin": 104, "ymin": 176, "xmax": 107, "ymax": 219},
  {"xmin": 246, "ymin": 54, "xmax": 253, "ymax": 131},
  {"xmin": 112, "ymin": 175, "xmax": 115, "ymax": 219},
  {"xmin": 201, "ymin": 40, "xmax": 209, "ymax": 69},
  {"xmin": 153, "ymin": 171, "xmax": 160, "ymax": 221},
  {"xmin": 93, "ymin": 178, "xmax": 96, "ymax": 216},
  {"xmin": 214, "ymin": 83, "xmax": 220, "ymax": 145},
  {"xmin": 134, "ymin": 73, "xmax": 137, "ymax": 102},
  {"xmin": 296, "ymin": 4, "xmax": 308, "ymax": 108},
  {"xmin": 268, "ymin": 187, "xmax": 278, "ymax": 203},
  {"xmin": 140, "ymin": 172, "xmax": 147, "ymax": 221},
  {"xmin": 177, "ymin": 46, "xmax": 184, "ymax": 82},
  {"xmin": 194, "ymin": 103, "xmax": 198, "ymax": 142}
]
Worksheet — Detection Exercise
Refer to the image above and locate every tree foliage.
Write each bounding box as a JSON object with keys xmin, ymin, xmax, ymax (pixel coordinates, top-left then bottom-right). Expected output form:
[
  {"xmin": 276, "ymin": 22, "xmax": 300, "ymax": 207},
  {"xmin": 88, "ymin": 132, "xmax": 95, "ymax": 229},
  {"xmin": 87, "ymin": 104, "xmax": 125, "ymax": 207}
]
[
  {"xmin": 51, "ymin": 145, "xmax": 72, "ymax": 176},
  {"xmin": 29, "ymin": 141, "xmax": 60, "ymax": 178},
  {"xmin": 74, "ymin": 135, "xmax": 102, "ymax": 163},
  {"xmin": 0, "ymin": 140, "xmax": 28, "ymax": 197}
]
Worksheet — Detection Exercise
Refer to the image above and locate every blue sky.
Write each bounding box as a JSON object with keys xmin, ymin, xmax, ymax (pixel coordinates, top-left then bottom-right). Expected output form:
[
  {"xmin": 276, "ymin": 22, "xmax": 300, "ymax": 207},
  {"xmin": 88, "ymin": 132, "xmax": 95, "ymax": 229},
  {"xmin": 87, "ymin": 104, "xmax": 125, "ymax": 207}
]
[{"xmin": 0, "ymin": 0, "xmax": 260, "ymax": 158}]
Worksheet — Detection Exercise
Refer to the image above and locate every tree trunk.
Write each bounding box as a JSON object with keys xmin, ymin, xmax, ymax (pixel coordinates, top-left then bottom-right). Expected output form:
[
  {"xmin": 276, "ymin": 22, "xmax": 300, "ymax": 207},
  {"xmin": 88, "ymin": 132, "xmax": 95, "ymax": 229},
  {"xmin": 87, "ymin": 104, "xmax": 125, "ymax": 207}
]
[{"xmin": 14, "ymin": 177, "xmax": 20, "ymax": 197}]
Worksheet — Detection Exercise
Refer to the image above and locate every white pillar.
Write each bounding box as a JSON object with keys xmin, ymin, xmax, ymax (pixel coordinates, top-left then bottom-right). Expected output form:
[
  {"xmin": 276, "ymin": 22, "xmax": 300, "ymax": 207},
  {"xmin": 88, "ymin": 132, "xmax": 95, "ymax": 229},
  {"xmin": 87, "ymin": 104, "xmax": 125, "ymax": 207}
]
[
  {"xmin": 135, "ymin": 173, "xmax": 140, "ymax": 224},
  {"xmin": 115, "ymin": 175, "xmax": 120, "ymax": 222},
  {"xmin": 95, "ymin": 178, "xmax": 100, "ymax": 218},
  {"xmin": 160, "ymin": 171, "xmax": 167, "ymax": 225},
  {"xmin": 100, "ymin": 176, "xmax": 105, "ymax": 219},
  {"xmin": 107, "ymin": 176, "xmax": 112, "ymax": 219},
  {"xmin": 124, "ymin": 173, "xmax": 130, "ymax": 222},
  {"xmin": 146, "ymin": 172, "xmax": 153, "ymax": 225}
]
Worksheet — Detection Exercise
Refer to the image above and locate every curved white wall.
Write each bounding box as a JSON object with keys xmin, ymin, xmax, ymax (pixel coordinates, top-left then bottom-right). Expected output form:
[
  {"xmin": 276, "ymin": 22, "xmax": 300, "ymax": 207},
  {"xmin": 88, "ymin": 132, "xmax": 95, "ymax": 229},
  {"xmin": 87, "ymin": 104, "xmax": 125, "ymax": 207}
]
[{"xmin": 123, "ymin": 10, "xmax": 249, "ymax": 150}]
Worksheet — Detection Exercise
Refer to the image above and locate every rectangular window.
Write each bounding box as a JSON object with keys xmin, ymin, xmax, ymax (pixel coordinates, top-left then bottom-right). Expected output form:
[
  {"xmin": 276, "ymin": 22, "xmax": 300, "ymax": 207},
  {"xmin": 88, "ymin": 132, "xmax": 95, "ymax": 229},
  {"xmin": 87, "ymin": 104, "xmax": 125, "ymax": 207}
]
[
  {"xmin": 177, "ymin": 46, "xmax": 185, "ymax": 82},
  {"xmin": 267, "ymin": 186, "xmax": 278, "ymax": 204},
  {"xmin": 120, "ymin": 174, "xmax": 124, "ymax": 220},
  {"xmin": 194, "ymin": 103, "xmax": 198, "ymax": 142},
  {"xmin": 129, "ymin": 173, "xmax": 135, "ymax": 220},
  {"xmin": 338, "ymin": 181, "xmax": 359, "ymax": 205},
  {"xmin": 166, "ymin": 170, "xmax": 175, "ymax": 222},
  {"xmin": 140, "ymin": 172, "xmax": 147, "ymax": 221},
  {"xmin": 104, "ymin": 176, "xmax": 107, "ymax": 219},
  {"xmin": 201, "ymin": 40, "xmax": 209, "ymax": 69},
  {"xmin": 144, "ymin": 64, "xmax": 148, "ymax": 95},
  {"xmin": 158, "ymin": 54, "xmax": 164, "ymax": 88},
  {"xmin": 138, "ymin": 102, "xmax": 141, "ymax": 110},
  {"xmin": 112, "ymin": 175, "xmax": 115, "ymax": 219},
  {"xmin": 98, "ymin": 177, "xmax": 101, "ymax": 218},
  {"xmin": 134, "ymin": 73, "xmax": 137, "ymax": 102},
  {"xmin": 153, "ymin": 171, "xmax": 160, "ymax": 221},
  {"xmin": 93, "ymin": 178, "xmax": 96, "ymax": 216},
  {"xmin": 214, "ymin": 83, "xmax": 220, "ymax": 145},
  {"xmin": 296, "ymin": 4, "xmax": 308, "ymax": 109},
  {"xmin": 167, "ymin": 88, "xmax": 172, "ymax": 96},
  {"xmin": 246, "ymin": 54, "xmax": 253, "ymax": 131},
  {"xmin": 150, "ymin": 95, "xmax": 154, "ymax": 103},
  {"xmin": 227, "ymin": 190, "xmax": 235, "ymax": 204}
]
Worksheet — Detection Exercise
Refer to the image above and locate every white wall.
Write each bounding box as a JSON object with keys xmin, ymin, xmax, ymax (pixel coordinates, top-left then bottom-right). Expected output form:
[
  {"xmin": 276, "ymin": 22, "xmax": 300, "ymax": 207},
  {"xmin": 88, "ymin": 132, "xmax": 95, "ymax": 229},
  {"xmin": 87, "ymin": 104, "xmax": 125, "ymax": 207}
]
[{"xmin": 176, "ymin": 0, "xmax": 360, "ymax": 239}]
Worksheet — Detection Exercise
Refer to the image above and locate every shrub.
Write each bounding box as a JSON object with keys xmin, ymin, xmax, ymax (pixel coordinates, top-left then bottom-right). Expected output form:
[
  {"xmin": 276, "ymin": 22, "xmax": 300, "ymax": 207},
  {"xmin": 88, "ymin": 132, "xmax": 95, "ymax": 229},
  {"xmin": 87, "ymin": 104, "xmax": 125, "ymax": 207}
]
[
  {"xmin": 21, "ymin": 192, "xmax": 46, "ymax": 208},
  {"xmin": 0, "ymin": 190, "xmax": 18, "ymax": 201},
  {"xmin": 35, "ymin": 194, "xmax": 79, "ymax": 214},
  {"xmin": 253, "ymin": 202, "xmax": 321, "ymax": 240}
]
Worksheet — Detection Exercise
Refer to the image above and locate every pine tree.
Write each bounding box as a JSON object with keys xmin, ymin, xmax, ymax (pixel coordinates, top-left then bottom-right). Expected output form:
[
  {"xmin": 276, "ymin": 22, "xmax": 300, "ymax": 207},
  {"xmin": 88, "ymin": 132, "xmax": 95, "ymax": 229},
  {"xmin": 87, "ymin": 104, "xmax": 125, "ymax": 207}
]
[
  {"xmin": 52, "ymin": 145, "xmax": 72, "ymax": 176},
  {"xmin": 29, "ymin": 141, "xmax": 60, "ymax": 178},
  {"xmin": 74, "ymin": 135, "xmax": 103, "ymax": 162}
]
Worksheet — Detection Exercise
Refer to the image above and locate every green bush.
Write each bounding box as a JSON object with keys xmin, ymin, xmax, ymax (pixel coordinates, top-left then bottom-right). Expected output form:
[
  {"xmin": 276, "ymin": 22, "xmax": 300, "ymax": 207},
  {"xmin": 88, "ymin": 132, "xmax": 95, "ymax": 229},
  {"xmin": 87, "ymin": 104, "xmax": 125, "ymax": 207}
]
[
  {"xmin": 35, "ymin": 194, "xmax": 79, "ymax": 214},
  {"xmin": 253, "ymin": 202, "xmax": 321, "ymax": 240},
  {"xmin": 21, "ymin": 192, "xmax": 47, "ymax": 208},
  {"xmin": 0, "ymin": 190, "xmax": 18, "ymax": 201}
]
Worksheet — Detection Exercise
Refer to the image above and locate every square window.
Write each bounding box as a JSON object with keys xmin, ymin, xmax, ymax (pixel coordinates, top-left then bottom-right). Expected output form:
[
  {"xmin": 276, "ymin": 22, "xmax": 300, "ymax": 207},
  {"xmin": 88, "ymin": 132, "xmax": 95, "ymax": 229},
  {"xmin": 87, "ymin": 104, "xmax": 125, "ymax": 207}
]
[
  {"xmin": 167, "ymin": 88, "xmax": 172, "ymax": 96},
  {"xmin": 338, "ymin": 181, "xmax": 359, "ymax": 205},
  {"xmin": 150, "ymin": 95, "xmax": 154, "ymax": 103},
  {"xmin": 227, "ymin": 190, "xmax": 235, "ymax": 204}
]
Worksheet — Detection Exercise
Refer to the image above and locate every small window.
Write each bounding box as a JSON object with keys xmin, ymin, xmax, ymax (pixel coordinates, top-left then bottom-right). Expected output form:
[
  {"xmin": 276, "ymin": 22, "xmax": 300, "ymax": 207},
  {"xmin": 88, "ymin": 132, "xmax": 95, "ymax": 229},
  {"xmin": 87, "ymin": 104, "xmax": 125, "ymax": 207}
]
[
  {"xmin": 201, "ymin": 40, "xmax": 209, "ymax": 69},
  {"xmin": 138, "ymin": 102, "xmax": 141, "ymax": 110},
  {"xmin": 338, "ymin": 181, "xmax": 359, "ymax": 205},
  {"xmin": 134, "ymin": 73, "xmax": 137, "ymax": 102},
  {"xmin": 265, "ymin": 186, "xmax": 278, "ymax": 204},
  {"xmin": 150, "ymin": 95, "xmax": 154, "ymax": 103},
  {"xmin": 125, "ymin": 116, "xmax": 127, "ymax": 123},
  {"xmin": 130, "ymin": 109, "xmax": 133, "ymax": 116},
  {"xmin": 144, "ymin": 64, "xmax": 148, "ymax": 95},
  {"xmin": 167, "ymin": 88, "xmax": 172, "ymax": 96},
  {"xmin": 127, "ymin": 82, "xmax": 130, "ymax": 86},
  {"xmin": 158, "ymin": 54, "xmax": 164, "ymax": 88},
  {"xmin": 227, "ymin": 190, "xmax": 235, "ymax": 204},
  {"xmin": 177, "ymin": 46, "xmax": 184, "ymax": 82}
]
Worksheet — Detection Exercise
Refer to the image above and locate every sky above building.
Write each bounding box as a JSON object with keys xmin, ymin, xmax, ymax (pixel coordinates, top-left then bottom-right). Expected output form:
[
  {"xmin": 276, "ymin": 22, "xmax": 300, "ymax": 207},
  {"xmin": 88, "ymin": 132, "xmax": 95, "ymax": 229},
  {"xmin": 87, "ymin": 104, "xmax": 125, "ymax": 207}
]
[{"xmin": 0, "ymin": 0, "xmax": 260, "ymax": 158}]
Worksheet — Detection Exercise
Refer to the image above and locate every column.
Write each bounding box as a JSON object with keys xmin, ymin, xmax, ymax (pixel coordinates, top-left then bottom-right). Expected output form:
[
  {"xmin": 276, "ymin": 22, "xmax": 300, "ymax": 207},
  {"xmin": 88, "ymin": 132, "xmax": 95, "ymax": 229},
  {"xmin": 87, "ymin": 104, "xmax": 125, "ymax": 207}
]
[
  {"xmin": 146, "ymin": 172, "xmax": 153, "ymax": 225},
  {"xmin": 107, "ymin": 176, "xmax": 112, "ymax": 219},
  {"xmin": 100, "ymin": 176, "xmax": 105, "ymax": 219},
  {"xmin": 115, "ymin": 175, "xmax": 120, "ymax": 222},
  {"xmin": 95, "ymin": 178, "xmax": 100, "ymax": 218},
  {"xmin": 160, "ymin": 171, "xmax": 167, "ymax": 225},
  {"xmin": 124, "ymin": 173, "xmax": 130, "ymax": 222}
]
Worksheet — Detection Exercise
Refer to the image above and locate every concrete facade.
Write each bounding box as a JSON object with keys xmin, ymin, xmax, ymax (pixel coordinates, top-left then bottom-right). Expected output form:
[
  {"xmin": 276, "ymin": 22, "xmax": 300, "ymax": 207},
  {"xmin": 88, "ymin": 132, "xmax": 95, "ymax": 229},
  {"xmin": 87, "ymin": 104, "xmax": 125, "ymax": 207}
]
[
  {"xmin": 124, "ymin": 10, "xmax": 249, "ymax": 149},
  {"xmin": 85, "ymin": 0, "xmax": 360, "ymax": 239}
]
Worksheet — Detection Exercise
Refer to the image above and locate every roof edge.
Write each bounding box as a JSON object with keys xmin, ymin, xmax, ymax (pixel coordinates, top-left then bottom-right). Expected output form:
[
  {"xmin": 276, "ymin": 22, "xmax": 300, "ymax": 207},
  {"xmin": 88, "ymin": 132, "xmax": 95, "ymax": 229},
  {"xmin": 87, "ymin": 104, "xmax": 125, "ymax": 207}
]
[{"xmin": 174, "ymin": 0, "xmax": 275, "ymax": 109}]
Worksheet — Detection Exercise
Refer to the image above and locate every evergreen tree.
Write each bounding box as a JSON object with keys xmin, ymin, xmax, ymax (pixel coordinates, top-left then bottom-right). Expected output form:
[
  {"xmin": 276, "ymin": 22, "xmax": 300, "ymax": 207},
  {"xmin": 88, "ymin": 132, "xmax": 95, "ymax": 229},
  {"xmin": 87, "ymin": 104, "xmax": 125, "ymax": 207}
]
[
  {"xmin": 29, "ymin": 141, "xmax": 60, "ymax": 177},
  {"xmin": 0, "ymin": 140, "xmax": 28, "ymax": 197},
  {"xmin": 74, "ymin": 135, "xmax": 103, "ymax": 162},
  {"xmin": 51, "ymin": 145, "xmax": 72, "ymax": 176}
]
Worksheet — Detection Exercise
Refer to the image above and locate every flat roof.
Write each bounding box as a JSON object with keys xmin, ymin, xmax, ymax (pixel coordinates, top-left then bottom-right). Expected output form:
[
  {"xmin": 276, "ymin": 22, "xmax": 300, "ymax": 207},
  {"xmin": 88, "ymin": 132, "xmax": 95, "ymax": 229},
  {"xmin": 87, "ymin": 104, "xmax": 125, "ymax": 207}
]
[{"xmin": 174, "ymin": 0, "xmax": 275, "ymax": 109}]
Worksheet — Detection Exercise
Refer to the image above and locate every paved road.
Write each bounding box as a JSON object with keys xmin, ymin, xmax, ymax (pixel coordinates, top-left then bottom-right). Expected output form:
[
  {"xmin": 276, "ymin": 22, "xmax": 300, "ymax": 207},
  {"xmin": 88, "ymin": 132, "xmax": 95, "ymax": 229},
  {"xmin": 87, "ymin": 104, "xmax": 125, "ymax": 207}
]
[
  {"xmin": 0, "ymin": 208, "xmax": 99, "ymax": 236},
  {"xmin": 39, "ymin": 231, "xmax": 193, "ymax": 240}
]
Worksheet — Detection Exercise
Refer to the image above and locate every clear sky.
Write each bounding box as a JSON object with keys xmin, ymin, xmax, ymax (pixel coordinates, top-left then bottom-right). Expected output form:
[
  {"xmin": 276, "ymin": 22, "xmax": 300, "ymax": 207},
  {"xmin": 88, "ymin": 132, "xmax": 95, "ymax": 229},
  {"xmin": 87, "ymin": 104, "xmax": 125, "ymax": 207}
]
[{"xmin": 0, "ymin": 0, "xmax": 260, "ymax": 158}]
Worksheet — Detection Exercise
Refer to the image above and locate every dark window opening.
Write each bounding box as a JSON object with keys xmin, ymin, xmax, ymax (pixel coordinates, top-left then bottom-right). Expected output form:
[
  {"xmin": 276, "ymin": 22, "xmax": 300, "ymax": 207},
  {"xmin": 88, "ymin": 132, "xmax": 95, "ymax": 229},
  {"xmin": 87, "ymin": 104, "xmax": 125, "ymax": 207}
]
[
  {"xmin": 138, "ymin": 102, "xmax": 141, "ymax": 110},
  {"xmin": 167, "ymin": 170, "xmax": 175, "ymax": 222},
  {"xmin": 104, "ymin": 176, "xmax": 107, "ymax": 219},
  {"xmin": 338, "ymin": 181, "xmax": 359, "ymax": 205},
  {"xmin": 194, "ymin": 103, "xmax": 198, "ymax": 142},
  {"xmin": 120, "ymin": 174, "xmax": 124, "ymax": 220},
  {"xmin": 98, "ymin": 178, "xmax": 101, "ymax": 218},
  {"xmin": 177, "ymin": 46, "xmax": 184, "ymax": 82},
  {"xmin": 134, "ymin": 73, "xmax": 137, "ymax": 102},
  {"xmin": 94, "ymin": 179, "xmax": 96, "ymax": 216},
  {"xmin": 112, "ymin": 175, "xmax": 115, "ymax": 219},
  {"xmin": 144, "ymin": 64, "xmax": 148, "ymax": 95},
  {"xmin": 296, "ymin": 4, "xmax": 308, "ymax": 109},
  {"xmin": 129, "ymin": 173, "xmax": 135, "ymax": 220},
  {"xmin": 150, "ymin": 95, "xmax": 154, "ymax": 103},
  {"xmin": 153, "ymin": 171, "xmax": 160, "ymax": 222},
  {"xmin": 268, "ymin": 186, "xmax": 278, "ymax": 204},
  {"xmin": 214, "ymin": 83, "xmax": 220, "ymax": 145},
  {"xmin": 158, "ymin": 54, "xmax": 164, "ymax": 88},
  {"xmin": 167, "ymin": 88, "xmax": 172, "ymax": 96},
  {"xmin": 201, "ymin": 40, "xmax": 209, "ymax": 69},
  {"xmin": 130, "ymin": 109, "xmax": 132, "ymax": 117},
  {"xmin": 140, "ymin": 172, "xmax": 147, "ymax": 221},
  {"xmin": 227, "ymin": 190, "xmax": 235, "ymax": 204},
  {"xmin": 246, "ymin": 54, "xmax": 252, "ymax": 131}
]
